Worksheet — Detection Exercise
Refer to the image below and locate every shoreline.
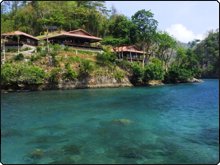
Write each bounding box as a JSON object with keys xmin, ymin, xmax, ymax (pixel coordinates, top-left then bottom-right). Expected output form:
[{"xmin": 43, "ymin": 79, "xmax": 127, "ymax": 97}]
[{"xmin": 1, "ymin": 78, "xmax": 208, "ymax": 93}]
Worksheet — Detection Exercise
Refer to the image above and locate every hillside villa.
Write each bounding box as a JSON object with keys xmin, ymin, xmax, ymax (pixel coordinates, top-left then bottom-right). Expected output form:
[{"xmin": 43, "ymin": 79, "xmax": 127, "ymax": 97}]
[
  {"xmin": 1, "ymin": 29, "xmax": 146, "ymax": 62},
  {"xmin": 112, "ymin": 45, "xmax": 144, "ymax": 62},
  {"xmin": 1, "ymin": 31, "xmax": 39, "ymax": 47},
  {"xmin": 39, "ymin": 29, "xmax": 102, "ymax": 52}
]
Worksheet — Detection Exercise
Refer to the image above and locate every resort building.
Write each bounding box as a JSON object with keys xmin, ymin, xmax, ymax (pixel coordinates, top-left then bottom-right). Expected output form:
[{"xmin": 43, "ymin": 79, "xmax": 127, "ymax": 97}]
[
  {"xmin": 1, "ymin": 31, "xmax": 39, "ymax": 47},
  {"xmin": 113, "ymin": 45, "xmax": 144, "ymax": 62},
  {"xmin": 41, "ymin": 29, "xmax": 102, "ymax": 52}
]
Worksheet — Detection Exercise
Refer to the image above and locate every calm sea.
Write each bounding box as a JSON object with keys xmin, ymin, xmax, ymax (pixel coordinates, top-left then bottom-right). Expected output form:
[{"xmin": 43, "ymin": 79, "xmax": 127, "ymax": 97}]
[{"xmin": 1, "ymin": 79, "xmax": 219, "ymax": 164}]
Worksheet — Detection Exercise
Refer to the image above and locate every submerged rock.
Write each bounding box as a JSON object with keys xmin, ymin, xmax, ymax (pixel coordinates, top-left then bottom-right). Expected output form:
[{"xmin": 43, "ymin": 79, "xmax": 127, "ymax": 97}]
[
  {"xmin": 1, "ymin": 129, "xmax": 22, "ymax": 137},
  {"xmin": 116, "ymin": 145, "xmax": 144, "ymax": 159},
  {"xmin": 111, "ymin": 118, "xmax": 133, "ymax": 125},
  {"xmin": 27, "ymin": 148, "xmax": 44, "ymax": 160},
  {"xmin": 62, "ymin": 144, "xmax": 81, "ymax": 155},
  {"xmin": 28, "ymin": 135, "xmax": 68, "ymax": 144},
  {"xmin": 49, "ymin": 156, "xmax": 75, "ymax": 164}
]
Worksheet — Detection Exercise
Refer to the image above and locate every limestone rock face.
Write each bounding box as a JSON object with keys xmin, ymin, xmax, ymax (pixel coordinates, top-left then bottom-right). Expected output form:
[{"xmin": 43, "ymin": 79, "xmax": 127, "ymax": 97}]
[
  {"xmin": 147, "ymin": 80, "xmax": 164, "ymax": 86},
  {"xmin": 187, "ymin": 78, "xmax": 204, "ymax": 83},
  {"xmin": 57, "ymin": 76, "xmax": 133, "ymax": 89}
]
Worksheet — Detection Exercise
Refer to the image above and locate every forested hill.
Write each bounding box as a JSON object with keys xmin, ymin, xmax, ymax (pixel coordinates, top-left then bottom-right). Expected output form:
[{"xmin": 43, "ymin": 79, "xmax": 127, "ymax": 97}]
[
  {"xmin": 193, "ymin": 30, "xmax": 219, "ymax": 78},
  {"xmin": 1, "ymin": 1, "xmax": 110, "ymax": 37},
  {"xmin": 1, "ymin": 1, "xmax": 219, "ymax": 91}
]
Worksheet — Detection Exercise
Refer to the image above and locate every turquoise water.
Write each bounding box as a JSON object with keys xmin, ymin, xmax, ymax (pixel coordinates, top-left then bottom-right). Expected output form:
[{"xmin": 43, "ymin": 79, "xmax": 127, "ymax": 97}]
[{"xmin": 1, "ymin": 79, "xmax": 219, "ymax": 164}]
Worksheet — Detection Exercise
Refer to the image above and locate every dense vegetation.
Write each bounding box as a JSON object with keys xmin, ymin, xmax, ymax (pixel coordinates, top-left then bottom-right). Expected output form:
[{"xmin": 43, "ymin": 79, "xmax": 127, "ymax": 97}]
[{"xmin": 1, "ymin": 1, "xmax": 219, "ymax": 90}]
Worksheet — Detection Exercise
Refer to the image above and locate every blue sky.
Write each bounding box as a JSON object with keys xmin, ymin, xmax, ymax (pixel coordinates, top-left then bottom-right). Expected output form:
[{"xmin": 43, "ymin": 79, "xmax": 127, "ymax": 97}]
[{"xmin": 105, "ymin": 1, "xmax": 219, "ymax": 43}]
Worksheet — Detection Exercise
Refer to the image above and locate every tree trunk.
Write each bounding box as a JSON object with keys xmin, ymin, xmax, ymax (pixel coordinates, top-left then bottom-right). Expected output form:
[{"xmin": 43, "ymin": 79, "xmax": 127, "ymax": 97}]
[
  {"xmin": 130, "ymin": 52, "xmax": 132, "ymax": 62},
  {"xmin": 46, "ymin": 29, "xmax": 49, "ymax": 54},
  {"xmin": 17, "ymin": 35, "xmax": 20, "ymax": 54},
  {"xmin": 142, "ymin": 46, "xmax": 146, "ymax": 68}
]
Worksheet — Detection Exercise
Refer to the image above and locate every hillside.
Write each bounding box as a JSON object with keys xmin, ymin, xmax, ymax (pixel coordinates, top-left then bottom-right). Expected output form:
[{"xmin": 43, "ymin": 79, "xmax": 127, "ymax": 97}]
[{"xmin": 1, "ymin": 1, "xmax": 219, "ymax": 91}]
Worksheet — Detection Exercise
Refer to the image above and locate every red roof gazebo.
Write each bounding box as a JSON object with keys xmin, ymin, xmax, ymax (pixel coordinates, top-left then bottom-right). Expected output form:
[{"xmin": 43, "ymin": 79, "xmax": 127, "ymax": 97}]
[
  {"xmin": 112, "ymin": 45, "xmax": 144, "ymax": 62},
  {"xmin": 1, "ymin": 31, "xmax": 39, "ymax": 46}
]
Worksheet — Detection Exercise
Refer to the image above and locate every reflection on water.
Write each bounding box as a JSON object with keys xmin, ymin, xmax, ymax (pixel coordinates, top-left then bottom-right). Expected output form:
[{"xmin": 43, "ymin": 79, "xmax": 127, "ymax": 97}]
[{"xmin": 1, "ymin": 80, "xmax": 219, "ymax": 164}]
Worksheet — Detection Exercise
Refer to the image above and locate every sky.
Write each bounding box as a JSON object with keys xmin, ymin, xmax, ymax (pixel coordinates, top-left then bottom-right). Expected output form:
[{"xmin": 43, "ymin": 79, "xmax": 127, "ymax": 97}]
[{"xmin": 105, "ymin": 1, "xmax": 219, "ymax": 43}]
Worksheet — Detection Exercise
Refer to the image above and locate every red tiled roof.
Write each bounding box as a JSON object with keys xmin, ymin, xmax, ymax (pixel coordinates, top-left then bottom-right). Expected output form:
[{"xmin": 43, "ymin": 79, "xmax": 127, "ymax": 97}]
[
  {"xmin": 68, "ymin": 29, "xmax": 93, "ymax": 36},
  {"xmin": 113, "ymin": 45, "xmax": 144, "ymax": 54},
  {"xmin": 1, "ymin": 31, "xmax": 39, "ymax": 40},
  {"xmin": 43, "ymin": 29, "xmax": 102, "ymax": 41}
]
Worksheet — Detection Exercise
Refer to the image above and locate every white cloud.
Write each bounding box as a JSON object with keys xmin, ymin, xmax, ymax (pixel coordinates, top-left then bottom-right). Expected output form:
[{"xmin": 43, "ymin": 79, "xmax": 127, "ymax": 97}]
[{"xmin": 166, "ymin": 24, "xmax": 205, "ymax": 43}]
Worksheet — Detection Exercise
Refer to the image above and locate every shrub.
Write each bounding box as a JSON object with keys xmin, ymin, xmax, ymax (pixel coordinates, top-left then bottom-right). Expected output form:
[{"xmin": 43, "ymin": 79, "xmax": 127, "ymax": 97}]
[
  {"xmin": 101, "ymin": 36, "xmax": 129, "ymax": 46},
  {"xmin": 52, "ymin": 44, "xmax": 62, "ymax": 52},
  {"xmin": 1, "ymin": 63, "xmax": 45, "ymax": 85},
  {"xmin": 30, "ymin": 54, "xmax": 41, "ymax": 62},
  {"xmin": 79, "ymin": 60, "xmax": 94, "ymax": 77},
  {"xmin": 164, "ymin": 64, "xmax": 193, "ymax": 83},
  {"xmin": 14, "ymin": 53, "xmax": 24, "ymax": 61},
  {"xmin": 116, "ymin": 60, "xmax": 132, "ymax": 71},
  {"xmin": 77, "ymin": 49, "xmax": 94, "ymax": 55},
  {"xmin": 50, "ymin": 51, "xmax": 59, "ymax": 67},
  {"xmin": 97, "ymin": 51, "xmax": 117, "ymax": 66},
  {"xmin": 113, "ymin": 69, "xmax": 125, "ymax": 81},
  {"xmin": 143, "ymin": 58, "xmax": 164, "ymax": 81},
  {"xmin": 130, "ymin": 62, "xmax": 144, "ymax": 84},
  {"xmin": 7, "ymin": 48, "xmax": 17, "ymax": 52},
  {"xmin": 47, "ymin": 67, "xmax": 61, "ymax": 84},
  {"xmin": 39, "ymin": 50, "xmax": 47, "ymax": 57},
  {"xmin": 36, "ymin": 46, "xmax": 42, "ymax": 52},
  {"xmin": 63, "ymin": 63, "xmax": 78, "ymax": 80},
  {"xmin": 21, "ymin": 47, "xmax": 31, "ymax": 51},
  {"xmin": 64, "ymin": 46, "xmax": 69, "ymax": 51},
  {"xmin": 69, "ymin": 56, "xmax": 81, "ymax": 63}
]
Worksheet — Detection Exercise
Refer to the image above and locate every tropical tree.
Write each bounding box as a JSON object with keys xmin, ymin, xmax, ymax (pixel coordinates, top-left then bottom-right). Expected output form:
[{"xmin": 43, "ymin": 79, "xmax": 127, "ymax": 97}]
[
  {"xmin": 132, "ymin": 9, "xmax": 158, "ymax": 67},
  {"xmin": 155, "ymin": 31, "xmax": 177, "ymax": 71}
]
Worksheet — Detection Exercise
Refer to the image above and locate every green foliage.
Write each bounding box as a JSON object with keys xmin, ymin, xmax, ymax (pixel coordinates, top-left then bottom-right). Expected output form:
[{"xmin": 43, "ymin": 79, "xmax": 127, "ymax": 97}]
[
  {"xmin": 21, "ymin": 47, "xmax": 32, "ymax": 51},
  {"xmin": 155, "ymin": 31, "xmax": 176, "ymax": 68},
  {"xmin": 1, "ymin": 63, "xmax": 45, "ymax": 85},
  {"xmin": 47, "ymin": 67, "xmax": 61, "ymax": 84},
  {"xmin": 101, "ymin": 36, "xmax": 129, "ymax": 46},
  {"xmin": 131, "ymin": 9, "xmax": 158, "ymax": 63},
  {"xmin": 79, "ymin": 60, "xmax": 94, "ymax": 77},
  {"xmin": 6, "ymin": 48, "xmax": 18, "ymax": 53},
  {"xmin": 39, "ymin": 49, "xmax": 47, "ymax": 57},
  {"xmin": 76, "ymin": 49, "xmax": 95, "ymax": 55},
  {"xmin": 30, "ymin": 54, "xmax": 42, "ymax": 62},
  {"xmin": 97, "ymin": 51, "xmax": 117, "ymax": 66},
  {"xmin": 50, "ymin": 50, "xmax": 59, "ymax": 67},
  {"xmin": 14, "ymin": 53, "xmax": 24, "ymax": 61},
  {"xmin": 2, "ymin": 1, "xmax": 217, "ymax": 85},
  {"xmin": 130, "ymin": 62, "xmax": 144, "ymax": 84},
  {"xmin": 165, "ymin": 64, "xmax": 193, "ymax": 83},
  {"xmin": 113, "ymin": 69, "xmax": 125, "ymax": 81},
  {"xmin": 165, "ymin": 48, "xmax": 200, "ymax": 83},
  {"xmin": 194, "ymin": 29, "xmax": 219, "ymax": 77},
  {"xmin": 63, "ymin": 63, "xmax": 78, "ymax": 80},
  {"xmin": 143, "ymin": 58, "xmax": 164, "ymax": 81},
  {"xmin": 132, "ymin": 9, "xmax": 158, "ymax": 44},
  {"xmin": 51, "ymin": 44, "xmax": 62, "ymax": 52},
  {"xmin": 64, "ymin": 46, "xmax": 69, "ymax": 51},
  {"xmin": 1, "ymin": 1, "xmax": 109, "ymax": 36},
  {"xmin": 69, "ymin": 56, "xmax": 81, "ymax": 63},
  {"xmin": 107, "ymin": 14, "xmax": 137, "ymax": 44},
  {"xmin": 36, "ymin": 46, "xmax": 41, "ymax": 52},
  {"xmin": 116, "ymin": 60, "xmax": 132, "ymax": 71}
]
